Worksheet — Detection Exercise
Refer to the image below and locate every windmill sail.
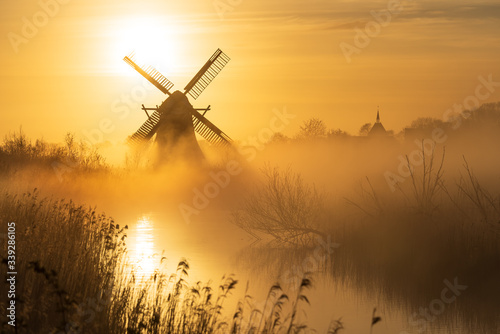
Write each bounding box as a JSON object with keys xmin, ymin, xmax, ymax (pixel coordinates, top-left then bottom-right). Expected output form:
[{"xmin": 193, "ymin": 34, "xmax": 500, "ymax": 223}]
[
  {"xmin": 184, "ymin": 49, "xmax": 230, "ymax": 100},
  {"xmin": 192, "ymin": 109, "xmax": 231, "ymax": 146},
  {"xmin": 123, "ymin": 53, "xmax": 174, "ymax": 95},
  {"xmin": 128, "ymin": 110, "xmax": 162, "ymax": 145}
]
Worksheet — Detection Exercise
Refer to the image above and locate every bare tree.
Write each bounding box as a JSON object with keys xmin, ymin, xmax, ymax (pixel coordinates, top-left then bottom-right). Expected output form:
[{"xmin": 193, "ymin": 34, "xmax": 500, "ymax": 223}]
[
  {"xmin": 232, "ymin": 165, "xmax": 326, "ymax": 246},
  {"xmin": 298, "ymin": 118, "xmax": 327, "ymax": 139}
]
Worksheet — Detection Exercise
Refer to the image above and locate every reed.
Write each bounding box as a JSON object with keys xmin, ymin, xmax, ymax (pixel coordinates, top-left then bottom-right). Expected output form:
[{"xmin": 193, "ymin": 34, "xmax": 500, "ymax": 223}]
[
  {"xmin": 0, "ymin": 130, "xmax": 107, "ymax": 177},
  {"xmin": 0, "ymin": 190, "xmax": 363, "ymax": 333}
]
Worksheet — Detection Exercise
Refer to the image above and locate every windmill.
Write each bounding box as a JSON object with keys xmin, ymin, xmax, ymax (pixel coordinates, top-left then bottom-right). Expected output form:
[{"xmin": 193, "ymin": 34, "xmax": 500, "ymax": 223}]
[{"xmin": 123, "ymin": 48, "xmax": 232, "ymax": 162}]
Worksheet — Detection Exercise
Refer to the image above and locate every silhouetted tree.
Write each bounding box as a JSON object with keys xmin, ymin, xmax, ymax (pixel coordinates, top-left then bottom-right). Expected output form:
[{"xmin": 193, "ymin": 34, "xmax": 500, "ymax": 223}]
[
  {"xmin": 359, "ymin": 123, "xmax": 372, "ymax": 136},
  {"xmin": 268, "ymin": 132, "xmax": 290, "ymax": 144},
  {"xmin": 327, "ymin": 128, "xmax": 350, "ymax": 139},
  {"xmin": 408, "ymin": 117, "xmax": 447, "ymax": 131},
  {"xmin": 232, "ymin": 165, "xmax": 326, "ymax": 246},
  {"xmin": 297, "ymin": 118, "xmax": 327, "ymax": 139},
  {"xmin": 469, "ymin": 102, "xmax": 500, "ymax": 125}
]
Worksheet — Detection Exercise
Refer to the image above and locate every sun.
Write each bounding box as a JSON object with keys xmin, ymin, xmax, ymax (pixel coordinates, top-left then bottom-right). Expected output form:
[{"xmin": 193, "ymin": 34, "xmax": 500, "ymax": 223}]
[{"xmin": 112, "ymin": 16, "xmax": 181, "ymax": 76}]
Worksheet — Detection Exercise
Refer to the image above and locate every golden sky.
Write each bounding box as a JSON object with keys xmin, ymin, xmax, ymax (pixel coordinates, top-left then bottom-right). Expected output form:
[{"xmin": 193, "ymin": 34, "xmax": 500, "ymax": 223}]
[{"xmin": 1, "ymin": 0, "xmax": 500, "ymax": 144}]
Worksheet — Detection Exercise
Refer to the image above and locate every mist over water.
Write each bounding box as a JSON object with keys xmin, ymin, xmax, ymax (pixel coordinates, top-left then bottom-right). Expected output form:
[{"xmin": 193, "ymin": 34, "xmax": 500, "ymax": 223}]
[
  {"xmin": 2, "ymin": 0, "xmax": 500, "ymax": 330},
  {"xmin": 1, "ymin": 105, "xmax": 500, "ymax": 333}
]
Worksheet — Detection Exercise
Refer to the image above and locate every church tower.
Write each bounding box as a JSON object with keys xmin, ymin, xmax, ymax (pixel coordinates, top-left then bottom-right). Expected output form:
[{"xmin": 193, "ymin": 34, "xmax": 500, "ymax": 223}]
[{"xmin": 368, "ymin": 106, "xmax": 387, "ymax": 136}]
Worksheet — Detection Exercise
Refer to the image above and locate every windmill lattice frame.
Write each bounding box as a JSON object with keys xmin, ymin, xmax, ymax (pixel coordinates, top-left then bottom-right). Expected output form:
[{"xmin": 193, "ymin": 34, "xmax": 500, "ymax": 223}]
[{"xmin": 123, "ymin": 49, "xmax": 232, "ymax": 146}]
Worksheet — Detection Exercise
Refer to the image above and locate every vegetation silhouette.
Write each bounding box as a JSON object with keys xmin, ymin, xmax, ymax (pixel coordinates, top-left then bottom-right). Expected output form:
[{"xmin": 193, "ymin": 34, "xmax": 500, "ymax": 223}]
[{"xmin": 1, "ymin": 101, "xmax": 500, "ymax": 333}]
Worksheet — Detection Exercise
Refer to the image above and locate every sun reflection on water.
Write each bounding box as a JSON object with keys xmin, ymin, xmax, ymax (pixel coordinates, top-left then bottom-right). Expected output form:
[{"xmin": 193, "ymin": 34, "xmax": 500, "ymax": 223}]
[{"xmin": 130, "ymin": 216, "xmax": 157, "ymax": 278}]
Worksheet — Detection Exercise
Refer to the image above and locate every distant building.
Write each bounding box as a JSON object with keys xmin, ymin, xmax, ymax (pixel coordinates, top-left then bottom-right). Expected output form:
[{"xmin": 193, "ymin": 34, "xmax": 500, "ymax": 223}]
[{"xmin": 368, "ymin": 107, "xmax": 388, "ymax": 137}]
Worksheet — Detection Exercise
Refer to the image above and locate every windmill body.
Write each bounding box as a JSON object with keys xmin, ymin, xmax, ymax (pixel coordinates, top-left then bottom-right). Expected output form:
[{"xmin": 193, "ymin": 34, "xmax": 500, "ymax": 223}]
[
  {"xmin": 155, "ymin": 91, "xmax": 204, "ymax": 163},
  {"xmin": 123, "ymin": 49, "xmax": 232, "ymax": 164}
]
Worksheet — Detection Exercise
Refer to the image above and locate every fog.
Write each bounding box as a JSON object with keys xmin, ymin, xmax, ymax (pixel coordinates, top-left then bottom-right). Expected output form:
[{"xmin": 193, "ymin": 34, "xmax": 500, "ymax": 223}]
[{"xmin": 1, "ymin": 104, "xmax": 499, "ymax": 333}]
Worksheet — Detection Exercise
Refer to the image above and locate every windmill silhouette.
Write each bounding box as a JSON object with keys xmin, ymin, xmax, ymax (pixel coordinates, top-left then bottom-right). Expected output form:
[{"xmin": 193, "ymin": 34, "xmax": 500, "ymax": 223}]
[{"xmin": 123, "ymin": 49, "xmax": 232, "ymax": 162}]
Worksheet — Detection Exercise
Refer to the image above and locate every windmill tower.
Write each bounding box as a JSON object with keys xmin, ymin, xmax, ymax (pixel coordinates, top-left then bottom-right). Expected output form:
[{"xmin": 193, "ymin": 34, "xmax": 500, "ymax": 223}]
[{"xmin": 123, "ymin": 49, "xmax": 232, "ymax": 163}]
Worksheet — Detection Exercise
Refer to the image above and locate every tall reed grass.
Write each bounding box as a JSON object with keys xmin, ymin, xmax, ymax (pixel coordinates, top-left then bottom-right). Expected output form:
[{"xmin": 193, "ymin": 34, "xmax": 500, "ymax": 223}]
[
  {"xmin": 234, "ymin": 151, "xmax": 500, "ymax": 333},
  {"xmin": 0, "ymin": 129, "xmax": 107, "ymax": 177},
  {"xmin": 1, "ymin": 189, "xmax": 379, "ymax": 333}
]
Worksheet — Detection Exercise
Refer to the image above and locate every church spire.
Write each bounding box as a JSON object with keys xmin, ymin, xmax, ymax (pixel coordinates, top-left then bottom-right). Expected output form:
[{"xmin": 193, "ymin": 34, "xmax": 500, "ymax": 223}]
[{"xmin": 376, "ymin": 106, "xmax": 380, "ymax": 123}]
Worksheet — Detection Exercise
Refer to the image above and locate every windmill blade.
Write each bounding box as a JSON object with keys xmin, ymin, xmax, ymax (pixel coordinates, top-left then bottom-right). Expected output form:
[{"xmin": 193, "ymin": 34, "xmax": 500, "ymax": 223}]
[
  {"xmin": 123, "ymin": 53, "xmax": 174, "ymax": 95},
  {"xmin": 191, "ymin": 109, "xmax": 232, "ymax": 146},
  {"xmin": 128, "ymin": 110, "xmax": 162, "ymax": 145},
  {"xmin": 184, "ymin": 49, "xmax": 230, "ymax": 100}
]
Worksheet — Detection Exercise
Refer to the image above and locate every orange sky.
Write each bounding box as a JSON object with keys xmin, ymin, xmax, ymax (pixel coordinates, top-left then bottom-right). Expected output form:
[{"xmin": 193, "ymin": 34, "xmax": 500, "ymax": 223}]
[{"xmin": 1, "ymin": 0, "xmax": 500, "ymax": 145}]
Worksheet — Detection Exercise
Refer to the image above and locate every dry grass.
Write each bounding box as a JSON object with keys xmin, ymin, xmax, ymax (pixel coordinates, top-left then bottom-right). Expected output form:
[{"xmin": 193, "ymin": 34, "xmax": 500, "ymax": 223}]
[
  {"xmin": 233, "ymin": 155, "xmax": 500, "ymax": 332},
  {"xmin": 0, "ymin": 129, "xmax": 107, "ymax": 177},
  {"xmin": 7, "ymin": 130, "xmax": 498, "ymax": 333},
  {"xmin": 0, "ymin": 189, "xmax": 359, "ymax": 333}
]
